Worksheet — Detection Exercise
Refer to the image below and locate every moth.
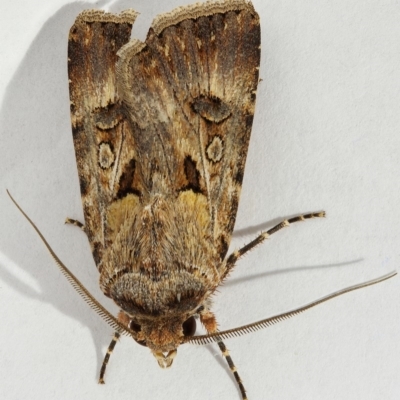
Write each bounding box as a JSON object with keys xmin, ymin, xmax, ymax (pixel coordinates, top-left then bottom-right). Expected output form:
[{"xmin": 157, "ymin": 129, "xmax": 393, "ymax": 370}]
[{"xmin": 8, "ymin": 0, "xmax": 396, "ymax": 399}]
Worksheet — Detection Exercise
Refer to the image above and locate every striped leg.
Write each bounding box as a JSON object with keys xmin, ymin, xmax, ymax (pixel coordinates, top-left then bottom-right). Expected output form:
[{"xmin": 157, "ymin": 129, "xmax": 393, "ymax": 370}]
[
  {"xmin": 201, "ymin": 311, "xmax": 247, "ymax": 399},
  {"xmin": 65, "ymin": 217, "xmax": 85, "ymax": 231},
  {"xmin": 99, "ymin": 331, "xmax": 121, "ymax": 384},
  {"xmin": 222, "ymin": 211, "xmax": 325, "ymax": 279},
  {"xmin": 218, "ymin": 341, "xmax": 247, "ymax": 400}
]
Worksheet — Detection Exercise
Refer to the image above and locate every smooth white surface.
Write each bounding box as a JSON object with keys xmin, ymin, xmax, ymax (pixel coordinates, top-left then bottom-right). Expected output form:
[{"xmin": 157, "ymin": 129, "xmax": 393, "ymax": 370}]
[{"xmin": 1, "ymin": 1, "xmax": 399, "ymax": 399}]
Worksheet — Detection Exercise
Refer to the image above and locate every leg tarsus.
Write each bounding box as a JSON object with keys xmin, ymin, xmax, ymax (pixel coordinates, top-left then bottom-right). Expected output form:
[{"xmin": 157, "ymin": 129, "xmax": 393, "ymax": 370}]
[
  {"xmin": 200, "ymin": 311, "xmax": 248, "ymax": 399},
  {"xmin": 99, "ymin": 331, "xmax": 120, "ymax": 384},
  {"xmin": 224, "ymin": 211, "xmax": 325, "ymax": 278},
  {"xmin": 65, "ymin": 217, "xmax": 85, "ymax": 231},
  {"xmin": 217, "ymin": 341, "xmax": 248, "ymax": 400}
]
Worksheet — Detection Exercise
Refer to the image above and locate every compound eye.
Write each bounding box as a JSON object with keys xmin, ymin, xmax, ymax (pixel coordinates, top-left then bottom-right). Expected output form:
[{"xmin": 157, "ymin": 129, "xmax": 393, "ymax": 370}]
[
  {"xmin": 182, "ymin": 316, "xmax": 196, "ymax": 337},
  {"xmin": 129, "ymin": 320, "xmax": 147, "ymax": 347}
]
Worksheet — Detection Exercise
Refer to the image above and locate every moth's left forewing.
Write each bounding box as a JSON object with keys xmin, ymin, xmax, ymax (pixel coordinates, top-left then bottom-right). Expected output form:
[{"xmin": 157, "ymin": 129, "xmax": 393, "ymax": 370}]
[{"xmin": 117, "ymin": 1, "xmax": 261, "ymax": 269}]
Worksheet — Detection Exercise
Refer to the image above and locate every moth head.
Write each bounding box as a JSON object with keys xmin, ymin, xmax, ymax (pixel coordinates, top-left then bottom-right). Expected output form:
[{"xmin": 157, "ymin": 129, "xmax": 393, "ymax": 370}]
[
  {"xmin": 109, "ymin": 271, "xmax": 206, "ymax": 366},
  {"xmin": 126, "ymin": 314, "xmax": 197, "ymax": 368}
]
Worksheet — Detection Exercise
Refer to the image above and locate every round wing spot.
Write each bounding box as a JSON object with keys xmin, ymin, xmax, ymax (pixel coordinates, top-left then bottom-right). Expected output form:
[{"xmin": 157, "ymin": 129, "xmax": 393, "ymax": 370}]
[
  {"xmin": 192, "ymin": 95, "xmax": 231, "ymax": 123},
  {"xmin": 98, "ymin": 142, "xmax": 115, "ymax": 169},
  {"xmin": 206, "ymin": 136, "xmax": 223, "ymax": 163}
]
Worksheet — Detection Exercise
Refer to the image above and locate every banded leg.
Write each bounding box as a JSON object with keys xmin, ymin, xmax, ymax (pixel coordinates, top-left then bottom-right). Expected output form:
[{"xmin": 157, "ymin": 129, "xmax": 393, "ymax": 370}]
[
  {"xmin": 218, "ymin": 341, "xmax": 247, "ymax": 400},
  {"xmin": 65, "ymin": 217, "xmax": 85, "ymax": 231},
  {"xmin": 201, "ymin": 311, "xmax": 247, "ymax": 399},
  {"xmin": 99, "ymin": 331, "xmax": 121, "ymax": 384},
  {"xmin": 223, "ymin": 211, "xmax": 325, "ymax": 279}
]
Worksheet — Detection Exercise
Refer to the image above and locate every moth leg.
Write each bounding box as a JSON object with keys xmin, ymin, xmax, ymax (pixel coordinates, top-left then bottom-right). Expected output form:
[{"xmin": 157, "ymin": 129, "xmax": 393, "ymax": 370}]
[
  {"xmin": 201, "ymin": 311, "xmax": 247, "ymax": 400},
  {"xmin": 217, "ymin": 341, "xmax": 247, "ymax": 400},
  {"xmin": 65, "ymin": 217, "xmax": 85, "ymax": 231},
  {"xmin": 99, "ymin": 331, "xmax": 121, "ymax": 384},
  {"xmin": 223, "ymin": 211, "xmax": 325, "ymax": 278}
]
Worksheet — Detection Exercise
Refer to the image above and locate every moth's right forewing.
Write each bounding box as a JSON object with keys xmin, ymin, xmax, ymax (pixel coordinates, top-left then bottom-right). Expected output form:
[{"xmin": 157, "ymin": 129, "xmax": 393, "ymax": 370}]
[{"xmin": 68, "ymin": 10, "xmax": 140, "ymax": 267}]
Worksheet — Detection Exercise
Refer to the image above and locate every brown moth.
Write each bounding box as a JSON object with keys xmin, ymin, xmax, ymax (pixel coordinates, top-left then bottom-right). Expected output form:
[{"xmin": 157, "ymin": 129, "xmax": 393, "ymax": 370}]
[{"xmin": 7, "ymin": 0, "xmax": 397, "ymax": 399}]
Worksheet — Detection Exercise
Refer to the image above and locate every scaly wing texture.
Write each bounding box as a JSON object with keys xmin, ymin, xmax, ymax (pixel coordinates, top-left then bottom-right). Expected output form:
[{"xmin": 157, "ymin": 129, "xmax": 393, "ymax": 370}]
[
  {"xmin": 117, "ymin": 0, "xmax": 261, "ymax": 264},
  {"xmin": 68, "ymin": 1, "xmax": 260, "ymax": 285},
  {"xmin": 68, "ymin": 10, "xmax": 143, "ymax": 267}
]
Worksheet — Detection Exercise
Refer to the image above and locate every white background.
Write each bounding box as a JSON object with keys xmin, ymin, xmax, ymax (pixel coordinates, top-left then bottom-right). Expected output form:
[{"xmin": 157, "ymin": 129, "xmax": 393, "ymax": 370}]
[{"xmin": 1, "ymin": 1, "xmax": 399, "ymax": 399}]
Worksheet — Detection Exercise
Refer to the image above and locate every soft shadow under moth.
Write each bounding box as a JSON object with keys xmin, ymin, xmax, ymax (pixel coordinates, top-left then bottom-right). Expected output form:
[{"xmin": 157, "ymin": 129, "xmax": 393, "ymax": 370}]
[{"xmin": 7, "ymin": 0, "xmax": 397, "ymax": 399}]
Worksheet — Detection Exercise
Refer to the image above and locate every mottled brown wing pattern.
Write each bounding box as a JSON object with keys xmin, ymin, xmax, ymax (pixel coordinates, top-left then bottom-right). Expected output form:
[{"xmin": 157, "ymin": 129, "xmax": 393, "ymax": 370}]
[
  {"xmin": 116, "ymin": 2, "xmax": 260, "ymax": 263},
  {"xmin": 68, "ymin": 10, "xmax": 143, "ymax": 267}
]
